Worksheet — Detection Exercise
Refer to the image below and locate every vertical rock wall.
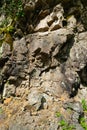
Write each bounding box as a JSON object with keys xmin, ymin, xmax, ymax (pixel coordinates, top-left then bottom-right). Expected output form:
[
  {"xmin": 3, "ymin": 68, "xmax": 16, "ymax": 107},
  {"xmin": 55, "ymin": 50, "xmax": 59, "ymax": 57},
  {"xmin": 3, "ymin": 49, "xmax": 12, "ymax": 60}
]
[{"xmin": 0, "ymin": 0, "xmax": 87, "ymax": 129}]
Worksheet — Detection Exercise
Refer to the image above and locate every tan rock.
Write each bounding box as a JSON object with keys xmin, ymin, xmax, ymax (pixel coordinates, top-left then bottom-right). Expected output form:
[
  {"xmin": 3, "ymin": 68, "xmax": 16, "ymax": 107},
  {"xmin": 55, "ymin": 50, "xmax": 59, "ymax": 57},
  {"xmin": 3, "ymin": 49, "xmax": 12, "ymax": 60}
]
[
  {"xmin": 38, "ymin": 9, "xmax": 50, "ymax": 19},
  {"xmin": 47, "ymin": 15, "xmax": 54, "ymax": 26},
  {"xmin": 24, "ymin": 1, "xmax": 35, "ymax": 12},
  {"xmin": 35, "ymin": 4, "xmax": 64, "ymax": 32},
  {"xmin": 34, "ymin": 17, "xmax": 49, "ymax": 32},
  {"xmin": 49, "ymin": 20, "xmax": 62, "ymax": 31},
  {"xmin": 3, "ymin": 84, "xmax": 16, "ymax": 98},
  {"xmin": 67, "ymin": 15, "xmax": 77, "ymax": 30},
  {"xmin": 4, "ymin": 97, "xmax": 13, "ymax": 105}
]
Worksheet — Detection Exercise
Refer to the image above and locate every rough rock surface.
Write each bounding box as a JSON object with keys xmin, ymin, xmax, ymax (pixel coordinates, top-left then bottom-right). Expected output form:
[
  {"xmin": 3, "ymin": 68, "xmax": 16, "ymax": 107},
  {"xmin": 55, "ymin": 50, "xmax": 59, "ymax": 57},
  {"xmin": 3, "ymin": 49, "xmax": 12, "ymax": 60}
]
[{"xmin": 0, "ymin": 0, "xmax": 87, "ymax": 130}]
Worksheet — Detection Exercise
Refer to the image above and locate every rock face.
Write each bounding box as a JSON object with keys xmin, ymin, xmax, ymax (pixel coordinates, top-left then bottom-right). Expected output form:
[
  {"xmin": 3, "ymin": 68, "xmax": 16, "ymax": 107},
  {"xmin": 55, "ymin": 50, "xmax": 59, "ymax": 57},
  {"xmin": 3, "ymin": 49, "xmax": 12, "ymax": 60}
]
[
  {"xmin": 0, "ymin": 0, "xmax": 87, "ymax": 130},
  {"xmin": 35, "ymin": 4, "xmax": 64, "ymax": 32}
]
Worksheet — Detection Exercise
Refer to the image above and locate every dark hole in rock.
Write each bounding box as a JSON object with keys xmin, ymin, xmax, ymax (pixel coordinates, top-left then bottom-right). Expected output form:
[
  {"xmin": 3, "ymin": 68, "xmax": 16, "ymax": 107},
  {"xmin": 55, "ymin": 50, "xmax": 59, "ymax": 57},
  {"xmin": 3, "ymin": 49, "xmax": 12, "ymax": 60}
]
[
  {"xmin": 32, "ymin": 48, "xmax": 41, "ymax": 57},
  {"xmin": 61, "ymin": 74, "xmax": 80, "ymax": 98},
  {"xmin": 61, "ymin": 81, "xmax": 79, "ymax": 98},
  {"xmin": 70, "ymin": 81, "xmax": 80, "ymax": 98},
  {"xmin": 62, "ymin": 20, "xmax": 67, "ymax": 27},
  {"xmin": 78, "ymin": 65, "xmax": 87, "ymax": 86},
  {"xmin": 38, "ymin": 97, "xmax": 46, "ymax": 111},
  {"xmin": 0, "ymin": 57, "xmax": 9, "ymax": 68},
  {"xmin": 55, "ymin": 35, "xmax": 74, "ymax": 63}
]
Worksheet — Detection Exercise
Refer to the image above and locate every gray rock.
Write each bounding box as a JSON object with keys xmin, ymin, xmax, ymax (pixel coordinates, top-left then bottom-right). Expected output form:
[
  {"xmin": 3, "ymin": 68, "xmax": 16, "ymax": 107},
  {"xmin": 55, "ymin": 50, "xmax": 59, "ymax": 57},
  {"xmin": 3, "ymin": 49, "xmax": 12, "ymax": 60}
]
[
  {"xmin": 3, "ymin": 83, "xmax": 16, "ymax": 97},
  {"xmin": 72, "ymin": 102, "xmax": 83, "ymax": 113},
  {"xmin": 75, "ymin": 124, "xmax": 84, "ymax": 130},
  {"xmin": 9, "ymin": 123, "xmax": 26, "ymax": 130},
  {"xmin": 28, "ymin": 28, "xmax": 72, "ymax": 57},
  {"xmin": 72, "ymin": 112, "xmax": 80, "ymax": 123},
  {"xmin": 24, "ymin": 0, "xmax": 35, "ymax": 12},
  {"xmin": 81, "ymin": 8, "xmax": 87, "ymax": 29},
  {"xmin": 75, "ymin": 85, "xmax": 87, "ymax": 101},
  {"xmin": 35, "ymin": 4, "xmax": 64, "ymax": 32},
  {"xmin": 41, "ymin": 67, "xmax": 64, "ymax": 97},
  {"xmin": 67, "ymin": 15, "xmax": 77, "ymax": 30},
  {"xmin": 0, "ymin": 14, "xmax": 5, "ymax": 26},
  {"xmin": 13, "ymin": 38, "xmax": 28, "ymax": 55},
  {"xmin": 49, "ymin": 121, "xmax": 59, "ymax": 130},
  {"xmin": 69, "ymin": 32, "xmax": 87, "ymax": 70},
  {"xmin": 28, "ymin": 88, "xmax": 44, "ymax": 110},
  {"xmin": 64, "ymin": 102, "xmax": 83, "ymax": 114},
  {"xmin": 49, "ymin": 4, "xmax": 64, "ymax": 31},
  {"xmin": 0, "ymin": 1, "xmax": 87, "ymax": 130},
  {"xmin": 0, "ymin": 125, "xmax": 8, "ymax": 130},
  {"xmin": 64, "ymin": 101, "xmax": 84, "ymax": 127}
]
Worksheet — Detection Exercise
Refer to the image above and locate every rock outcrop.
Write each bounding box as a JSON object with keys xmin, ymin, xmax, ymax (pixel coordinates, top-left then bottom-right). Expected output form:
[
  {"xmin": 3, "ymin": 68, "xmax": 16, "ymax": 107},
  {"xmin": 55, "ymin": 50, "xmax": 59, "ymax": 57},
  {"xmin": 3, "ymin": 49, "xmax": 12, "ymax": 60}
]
[{"xmin": 0, "ymin": 0, "xmax": 87, "ymax": 129}]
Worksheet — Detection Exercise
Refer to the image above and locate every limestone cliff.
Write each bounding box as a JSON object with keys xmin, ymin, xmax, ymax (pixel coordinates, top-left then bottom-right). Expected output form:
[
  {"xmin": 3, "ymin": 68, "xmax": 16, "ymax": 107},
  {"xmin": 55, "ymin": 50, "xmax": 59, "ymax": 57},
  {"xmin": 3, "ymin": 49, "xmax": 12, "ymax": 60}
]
[{"xmin": 0, "ymin": 0, "xmax": 87, "ymax": 130}]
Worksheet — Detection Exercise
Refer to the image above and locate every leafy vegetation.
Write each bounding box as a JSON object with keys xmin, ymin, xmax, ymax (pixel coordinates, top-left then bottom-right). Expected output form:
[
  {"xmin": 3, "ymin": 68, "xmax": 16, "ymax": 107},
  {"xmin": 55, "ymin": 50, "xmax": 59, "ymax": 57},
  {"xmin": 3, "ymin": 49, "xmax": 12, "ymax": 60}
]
[
  {"xmin": 0, "ymin": 0, "xmax": 24, "ymax": 19},
  {"xmin": 0, "ymin": 17, "xmax": 14, "ymax": 51},
  {"xmin": 80, "ymin": 117, "xmax": 87, "ymax": 130},
  {"xmin": 0, "ymin": 0, "xmax": 24, "ymax": 50},
  {"xmin": 56, "ymin": 112, "xmax": 75, "ymax": 130},
  {"xmin": 79, "ymin": 99, "xmax": 87, "ymax": 130},
  {"xmin": 56, "ymin": 100, "xmax": 87, "ymax": 130},
  {"xmin": 59, "ymin": 119, "xmax": 75, "ymax": 130},
  {"xmin": 56, "ymin": 112, "xmax": 62, "ymax": 117},
  {"xmin": 81, "ymin": 99, "xmax": 87, "ymax": 111}
]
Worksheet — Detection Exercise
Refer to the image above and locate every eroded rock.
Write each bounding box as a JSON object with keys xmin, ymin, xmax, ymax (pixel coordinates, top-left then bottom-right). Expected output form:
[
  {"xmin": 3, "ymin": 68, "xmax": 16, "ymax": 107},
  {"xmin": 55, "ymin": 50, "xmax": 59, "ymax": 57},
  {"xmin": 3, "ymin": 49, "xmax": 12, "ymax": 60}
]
[
  {"xmin": 0, "ymin": 1, "xmax": 87, "ymax": 130},
  {"xmin": 28, "ymin": 88, "xmax": 44, "ymax": 111}
]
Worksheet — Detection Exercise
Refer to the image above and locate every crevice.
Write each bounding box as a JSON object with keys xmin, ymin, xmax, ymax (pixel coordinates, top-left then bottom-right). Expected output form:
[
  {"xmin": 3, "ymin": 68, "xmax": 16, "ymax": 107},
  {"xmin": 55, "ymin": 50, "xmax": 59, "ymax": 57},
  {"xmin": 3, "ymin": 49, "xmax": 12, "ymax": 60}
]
[
  {"xmin": 54, "ymin": 34, "xmax": 75, "ymax": 63},
  {"xmin": 77, "ymin": 65, "xmax": 87, "ymax": 86},
  {"xmin": 39, "ymin": 66, "xmax": 57, "ymax": 76}
]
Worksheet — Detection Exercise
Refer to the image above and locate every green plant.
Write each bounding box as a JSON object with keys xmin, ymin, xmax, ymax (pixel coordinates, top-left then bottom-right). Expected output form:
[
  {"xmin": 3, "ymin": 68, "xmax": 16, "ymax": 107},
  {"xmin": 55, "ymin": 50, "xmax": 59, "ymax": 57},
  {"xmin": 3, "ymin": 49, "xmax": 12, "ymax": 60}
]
[
  {"xmin": 1, "ymin": 0, "xmax": 24, "ymax": 19},
  {"xmin": 81, "ymin": 99, "xmax": 87, "ymax": 111},
  {"xmin": 80, "ymin": 99, "xmax": 87, "ymax": 130},
  {"xmin": 56, "ymin": 112, "xmax": 75, "ymax": 130},
  {"xmin": 56, "ymin": 112, "xmax": 61, "ymax": 117},
  {"xmin": 80, "ymin": 117, "xmax": 87, "ymax": 130},
  {"xmin": 59, "ymin": 120, "xmax": 75, "ymax": 130},
  {"xmin": 0, "ymin": 19, "xmax": 8, "ymax": 28},
  {"xmin": 60, "ymin": 119, "xmax": 68, "ymax": 127}
]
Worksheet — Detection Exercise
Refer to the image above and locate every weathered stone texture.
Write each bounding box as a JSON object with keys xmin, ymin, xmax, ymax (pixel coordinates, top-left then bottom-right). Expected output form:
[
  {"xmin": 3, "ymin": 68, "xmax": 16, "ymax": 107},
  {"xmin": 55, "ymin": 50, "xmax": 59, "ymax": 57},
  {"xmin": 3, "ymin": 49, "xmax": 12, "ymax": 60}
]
[{"xmin": 0, "ymin": 1, "xmax": 87, "ymax": 130}]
